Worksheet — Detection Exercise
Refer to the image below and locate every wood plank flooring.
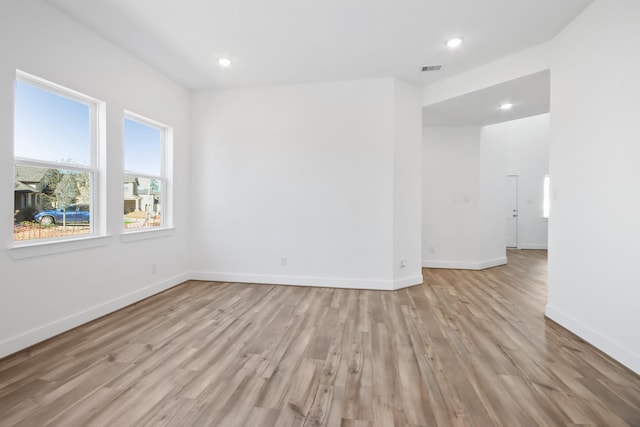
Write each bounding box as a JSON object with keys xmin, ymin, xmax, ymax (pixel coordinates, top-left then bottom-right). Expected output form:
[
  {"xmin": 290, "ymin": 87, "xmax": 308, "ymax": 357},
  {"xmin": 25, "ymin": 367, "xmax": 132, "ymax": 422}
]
[{"xmin": 1, "ymin": 250, "xmax": 639, "ymax": 426}]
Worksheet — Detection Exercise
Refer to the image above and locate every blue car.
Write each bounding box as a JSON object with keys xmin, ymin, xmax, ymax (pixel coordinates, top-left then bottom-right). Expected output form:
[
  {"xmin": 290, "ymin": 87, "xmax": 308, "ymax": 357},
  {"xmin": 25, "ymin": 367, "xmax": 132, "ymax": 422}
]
[{"xmin": 34, "ymin": 204, "xmax": 91, "ymax": 226}]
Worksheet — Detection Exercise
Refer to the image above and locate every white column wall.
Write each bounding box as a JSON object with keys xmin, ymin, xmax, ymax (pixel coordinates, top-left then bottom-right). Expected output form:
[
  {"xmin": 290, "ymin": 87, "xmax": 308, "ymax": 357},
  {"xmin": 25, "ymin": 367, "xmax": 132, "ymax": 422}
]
[
  {"xmin": 422, "ymin": 124, "xmax": 509, "ymax": 270},
  {"xmin": 547, "ymin": 0, "xmax": 640, "ymax": 374},
  {"xmin": 392, "ymin": 80, "xmax": 423, "ymax": 287},
  {"xmin": 422, "ymin": 126, "xmax": 482, "ymax": 268},
  {"xmin": 478, "ymin": 130, "xmax": 508, "ymax": 265}
]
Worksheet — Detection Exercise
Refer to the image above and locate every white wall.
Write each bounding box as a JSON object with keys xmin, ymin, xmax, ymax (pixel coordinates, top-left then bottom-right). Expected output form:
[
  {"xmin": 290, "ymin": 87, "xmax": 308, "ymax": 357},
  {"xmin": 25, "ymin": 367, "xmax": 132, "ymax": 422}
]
[
  {"xmin": 547, "ymin": 0, "xmax": 640, "ymax": 374},
  {"xmin": 483, "ymin": 114, "xmax": 550, "ymax": 249},
  {"xmin": 422, "ymin": 126, "xmax": 506, "ymax": 269},
  {"xmin": 0, "ymin": 0, "xmax": 191, "ymax": 357},
  {"xmin": 478, "ymin": 128, "xmax": 508, "ymax": 262},
  {"xmin": 190, "ymin": 78, "xmax": 423, "ymax": 290},
  {"xmin": 392, "ymin": 80, "xmax": 423, "ymax": 285},
  {"xmin": 422, "ymin": 127, "xmax": 481, "ymax": 266}
]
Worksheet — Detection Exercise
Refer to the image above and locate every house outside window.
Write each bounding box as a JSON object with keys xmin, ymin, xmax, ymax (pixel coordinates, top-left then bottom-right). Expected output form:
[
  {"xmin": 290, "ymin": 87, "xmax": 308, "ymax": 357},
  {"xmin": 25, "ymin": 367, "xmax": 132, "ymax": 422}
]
[
  {"xmin": 13, "ymin": 72, "xmax": 101, "ymax": 242},
  {"xmin": 123, "ymin": 113, "xmax": 170, "ymax": 231}
]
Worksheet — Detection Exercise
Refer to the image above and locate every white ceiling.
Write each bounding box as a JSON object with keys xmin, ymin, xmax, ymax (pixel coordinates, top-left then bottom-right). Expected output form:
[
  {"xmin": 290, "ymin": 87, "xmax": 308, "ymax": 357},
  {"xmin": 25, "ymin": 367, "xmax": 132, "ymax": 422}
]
[
  {"xmin": 422, "ymin": 70, "xmax": 550, "ymax": 126},
  {"xmin": 46, "ymin": 0, "xmax": 592, "ymax": 91}
]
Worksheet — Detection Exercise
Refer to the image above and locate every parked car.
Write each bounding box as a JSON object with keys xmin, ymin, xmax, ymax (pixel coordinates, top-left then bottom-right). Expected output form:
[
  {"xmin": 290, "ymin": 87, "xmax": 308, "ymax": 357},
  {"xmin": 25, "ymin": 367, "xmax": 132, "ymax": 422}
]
[{"xmin": 34, "ymin": 204, "xmax": 90, "ymax": 226}]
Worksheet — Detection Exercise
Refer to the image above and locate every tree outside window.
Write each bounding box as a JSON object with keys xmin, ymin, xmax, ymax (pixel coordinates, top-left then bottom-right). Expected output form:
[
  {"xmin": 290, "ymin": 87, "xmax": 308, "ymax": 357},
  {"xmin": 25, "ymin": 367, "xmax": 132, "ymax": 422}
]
[{"xmin": 13, "ymin": 72, "xmax": 100, "ymax": 242}]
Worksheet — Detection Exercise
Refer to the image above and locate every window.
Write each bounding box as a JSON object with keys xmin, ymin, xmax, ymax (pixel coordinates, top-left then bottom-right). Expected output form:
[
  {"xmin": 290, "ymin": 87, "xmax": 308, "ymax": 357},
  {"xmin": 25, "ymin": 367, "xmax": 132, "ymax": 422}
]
[
  {"xmin": 543, "ymin": 175, "xmax": 550, "ymax": 219},
  {"xmin": 123, "ymin": 113, "xmax": 170, "ymax": 231},
  {"xmin": 13, "ymin": 72, "xmax": 100, "ymax": 242}
]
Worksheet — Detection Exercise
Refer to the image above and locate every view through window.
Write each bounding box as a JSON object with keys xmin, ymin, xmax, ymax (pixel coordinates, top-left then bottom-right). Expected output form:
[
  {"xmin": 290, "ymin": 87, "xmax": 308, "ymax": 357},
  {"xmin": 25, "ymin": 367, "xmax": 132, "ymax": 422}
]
[
  {"xmin": 123, "ymin": 115, "xmax": 167, "ymax": 230},
  {"xmin": 13, "ymin": 74, "xmax": 97, "ymax": 242}
]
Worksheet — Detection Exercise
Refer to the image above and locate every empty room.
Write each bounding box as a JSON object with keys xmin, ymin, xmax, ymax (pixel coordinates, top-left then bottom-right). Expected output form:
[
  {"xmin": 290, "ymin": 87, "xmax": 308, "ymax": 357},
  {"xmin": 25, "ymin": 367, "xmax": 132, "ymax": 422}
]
[{"xmin": 1, "ymin": 0, "xmax": 639, "ymax": 426}]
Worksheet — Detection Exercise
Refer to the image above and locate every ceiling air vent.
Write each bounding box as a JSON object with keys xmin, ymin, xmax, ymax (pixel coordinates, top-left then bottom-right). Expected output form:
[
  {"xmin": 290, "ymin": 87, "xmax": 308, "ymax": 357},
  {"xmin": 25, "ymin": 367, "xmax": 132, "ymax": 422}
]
[{"xmin": 421, "ymin": 65, "xmax": 442, "ymax": 72}]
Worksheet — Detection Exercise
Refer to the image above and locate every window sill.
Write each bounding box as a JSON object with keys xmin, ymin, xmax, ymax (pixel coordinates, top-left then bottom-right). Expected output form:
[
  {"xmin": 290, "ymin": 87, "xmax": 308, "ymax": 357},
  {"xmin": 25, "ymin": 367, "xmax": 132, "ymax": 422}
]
[
  {"xmin": 9, "ymin": 234, "xmax": 113, "ymax": 260},
  {"xmin": 121, "ymin": 227, "xmax": 175, "ymax": 243}
]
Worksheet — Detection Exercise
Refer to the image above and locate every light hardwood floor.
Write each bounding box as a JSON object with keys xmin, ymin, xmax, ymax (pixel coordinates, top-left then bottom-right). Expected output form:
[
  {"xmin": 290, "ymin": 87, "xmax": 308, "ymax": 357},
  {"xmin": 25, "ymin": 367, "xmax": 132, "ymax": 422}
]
[{"xmin": 0, "ymin": 250, "xmax": 638, "ymax": 426}]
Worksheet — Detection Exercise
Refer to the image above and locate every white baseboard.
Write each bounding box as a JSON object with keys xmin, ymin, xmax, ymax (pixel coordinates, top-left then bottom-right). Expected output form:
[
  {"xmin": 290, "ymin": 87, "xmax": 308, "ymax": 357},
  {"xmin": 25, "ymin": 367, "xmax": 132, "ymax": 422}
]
[
  {"xmin": 0, "ymin": 272, "xmax": 190, "ymax": 360},
  {"xmin": 518, "ymin": 243, "xmax": 548, "ymax": 250},
  {"xmin": 545, "ymin": 305, "xmax": 639, "ymax": 375},
  {"xmin": 191, "ymin": 271, "xmax": 422, "ymax": 291},
  {"xmin": 394, "ymin": 275, "xmax": 424, "ymax": 290},
  {"xmin": 422, "ymin": 257, "xmax": 507, "ymax": 270},
  {"xmin": 477, "ymin": 257, "xmax": 508, "ymax": 269}
]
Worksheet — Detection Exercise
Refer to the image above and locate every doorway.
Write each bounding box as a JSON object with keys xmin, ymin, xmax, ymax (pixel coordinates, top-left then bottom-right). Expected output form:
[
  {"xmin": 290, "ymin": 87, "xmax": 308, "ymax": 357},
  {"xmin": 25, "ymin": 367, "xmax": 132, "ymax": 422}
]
[{"xmin": 506, "ymin": 175, "xmax": 518, "ymax": 248}]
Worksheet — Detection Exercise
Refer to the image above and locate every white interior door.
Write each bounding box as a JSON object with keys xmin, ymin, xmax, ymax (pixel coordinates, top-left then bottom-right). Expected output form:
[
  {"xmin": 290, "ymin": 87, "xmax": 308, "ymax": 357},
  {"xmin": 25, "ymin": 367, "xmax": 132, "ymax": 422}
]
[{"xmin": 506, "ymin": 175, "xmax": 518, "ymax": 248}]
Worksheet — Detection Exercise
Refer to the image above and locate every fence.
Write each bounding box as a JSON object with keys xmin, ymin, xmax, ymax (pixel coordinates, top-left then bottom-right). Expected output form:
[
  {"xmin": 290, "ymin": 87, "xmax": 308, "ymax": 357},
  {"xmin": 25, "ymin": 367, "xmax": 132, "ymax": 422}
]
[
  {"xmin": 123, "ymin": 213, "xmax": 161, "ymax": 229},
  {"xmin": 14, "ymin": 216, "xmax": 162, "ymax": 240},
  {"xmin": 13, "ymin": 222, "xmax": 91, "ymax": 241}
]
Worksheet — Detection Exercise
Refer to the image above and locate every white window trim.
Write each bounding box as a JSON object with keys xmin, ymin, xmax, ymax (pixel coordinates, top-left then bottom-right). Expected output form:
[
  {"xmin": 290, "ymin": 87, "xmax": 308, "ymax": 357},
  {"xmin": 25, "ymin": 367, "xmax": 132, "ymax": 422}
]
[
  {"xmin": 9, "ymin": 235, "xmax": 113, "ymax": 260},
  {"xmin": 11, "ymin": 71, "xmax": 106, "ymax": 251},
  {"xmin": 122, "ymin": 111, "xmax": 173, "ymax": 236},
  {"xmin": 543, "ymin": 174, "xmax": 550, "ymax": 220},
  {"xmin": 121, "ymin": 227, "xmax": 175, "ymax": 243}
]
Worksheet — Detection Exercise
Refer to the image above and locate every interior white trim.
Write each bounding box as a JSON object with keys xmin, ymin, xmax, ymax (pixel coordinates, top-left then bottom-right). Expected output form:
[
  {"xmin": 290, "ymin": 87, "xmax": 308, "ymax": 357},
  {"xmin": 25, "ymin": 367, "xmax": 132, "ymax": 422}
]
[
  {"xmin": 121, "ymin": 227, "xmax": 175, "ymax": 242},
  {"xmin": 0, "ymin": 272, "xmax": 189, "ymax": 359},
  {"xmin": 477, "ymin": 257, "xmax": 508, "ymax": 269},
  {"xmin": 422, "ymin": 257, "xmax": 507, "ymax": 270},
  {"xmin": 519, "ymin": 243, "xmax": 548, "ymax": 250},
  {"xmin": 394, "ymin": 275, "xmax": 424, "ymax": 290},
  {"xmin": 8, "ymin": 235, "xmax": 113, "ymax": 260},
  {"xmin": 190, "ymin": 271, "xmax": 420, "ymax": 291},
  {"xmin": 546, "ymin": 305, "xmax": 640, "ymax": 375}
]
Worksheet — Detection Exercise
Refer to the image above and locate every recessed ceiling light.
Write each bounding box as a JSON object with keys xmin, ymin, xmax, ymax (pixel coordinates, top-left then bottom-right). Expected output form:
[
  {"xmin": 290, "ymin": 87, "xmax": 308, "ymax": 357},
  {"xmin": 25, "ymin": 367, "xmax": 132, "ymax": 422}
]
[
  {"xmin": 499, "ymin": 103, "xmax": 514, "ymax": 110},
  {"xmin": 218, "ymin": 57, "xmax": 232, "ymax": 67},
  {"xmin": 447, "ymin": 38, "xmax": 463, "ymax": 48}
]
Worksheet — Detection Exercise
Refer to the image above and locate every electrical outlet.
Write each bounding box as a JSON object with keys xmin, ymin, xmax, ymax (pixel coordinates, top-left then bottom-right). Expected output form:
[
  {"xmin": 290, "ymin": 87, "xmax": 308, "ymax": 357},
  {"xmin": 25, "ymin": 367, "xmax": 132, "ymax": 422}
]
[
  {"xmin": 281, "ymin": 256, "xmax": 287, "ymax": 266},
  {"xmin": 400, "ymin": 259, "xmax": 406, "ymax": 268},
  {"xmin": 151, "ymin": 263, "xmax": 157, "ymax": 274},
  {"xmin": 430, "ymin": 246, "xmax": 436, "ymax": 254}
]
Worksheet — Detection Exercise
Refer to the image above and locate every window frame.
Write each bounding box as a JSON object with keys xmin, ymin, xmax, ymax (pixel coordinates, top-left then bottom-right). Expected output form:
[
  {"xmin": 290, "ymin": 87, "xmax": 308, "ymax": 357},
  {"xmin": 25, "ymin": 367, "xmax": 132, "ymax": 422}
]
[
  {"xmin": 543, "ymin": 174, "xmax": 550, "ymax": 220},
  {"xmin": 12, "ymin": 71, "xmax": 103, "ymax": 247},
  {"xmin": 122, "ymin": 111, "xmax": 172, "ymax": 235}
]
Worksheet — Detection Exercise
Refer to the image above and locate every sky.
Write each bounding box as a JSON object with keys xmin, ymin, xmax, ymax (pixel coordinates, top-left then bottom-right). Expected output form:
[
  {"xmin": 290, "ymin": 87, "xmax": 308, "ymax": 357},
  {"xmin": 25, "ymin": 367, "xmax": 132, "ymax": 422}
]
[
  {"xmin": 14, "ymin": 80, "xmax": 90, "ymax": 165},
  {"xmin": 124, "ymin": 117, "xmax": 162, "ymax": 176},
  {"xmin": 15, "ymin": 80, "xmax": 162, "ymax": 176}
]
